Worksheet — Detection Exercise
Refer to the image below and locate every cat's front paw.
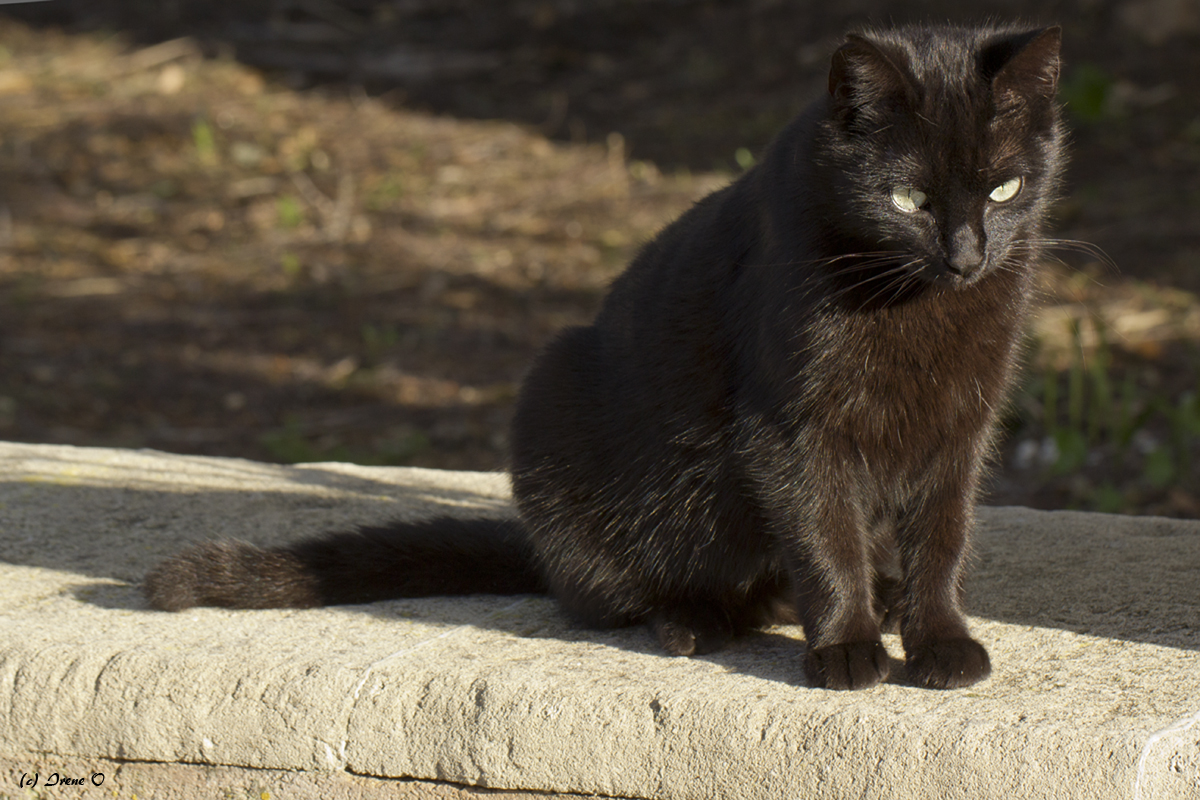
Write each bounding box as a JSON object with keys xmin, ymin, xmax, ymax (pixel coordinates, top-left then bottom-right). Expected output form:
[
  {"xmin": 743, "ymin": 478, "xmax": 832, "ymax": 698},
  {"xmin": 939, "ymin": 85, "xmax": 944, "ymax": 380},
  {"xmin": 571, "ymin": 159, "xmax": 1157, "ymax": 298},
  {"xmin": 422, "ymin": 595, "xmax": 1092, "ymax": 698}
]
[
  {"xmin": 804, "ymin": 641, "xmax": 891, "ymax": 690},
  {"xmin": 905, "ymin": 638, "xmax": 991, "ymax": 689}
]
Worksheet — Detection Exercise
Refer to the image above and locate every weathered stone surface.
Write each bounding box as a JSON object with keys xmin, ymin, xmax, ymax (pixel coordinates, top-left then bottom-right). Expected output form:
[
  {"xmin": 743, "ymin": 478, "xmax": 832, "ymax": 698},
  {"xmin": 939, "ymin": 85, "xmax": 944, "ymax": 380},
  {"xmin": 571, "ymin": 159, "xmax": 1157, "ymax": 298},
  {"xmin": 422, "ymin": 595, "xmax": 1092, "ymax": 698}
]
[
  {"xmin": 0, "ymin": 756, "xmax": 575, "ymax": 799},
  {"xmin": 1, "ymin": 442, "xmax": 1197, "ymax": 799}
]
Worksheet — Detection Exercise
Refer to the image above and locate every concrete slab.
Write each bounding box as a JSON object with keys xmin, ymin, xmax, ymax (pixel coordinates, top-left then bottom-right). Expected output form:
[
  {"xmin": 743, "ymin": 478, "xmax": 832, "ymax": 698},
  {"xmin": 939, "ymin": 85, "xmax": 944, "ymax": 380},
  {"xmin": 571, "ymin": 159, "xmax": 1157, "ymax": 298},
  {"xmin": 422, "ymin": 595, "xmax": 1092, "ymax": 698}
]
[
  {"xmin": 0, "ymin": 441, "xmax": 1197, "ymax": 800},
  {"xmin": 0, "ymin": 755, "xmax": 568, "ymax": 800}
]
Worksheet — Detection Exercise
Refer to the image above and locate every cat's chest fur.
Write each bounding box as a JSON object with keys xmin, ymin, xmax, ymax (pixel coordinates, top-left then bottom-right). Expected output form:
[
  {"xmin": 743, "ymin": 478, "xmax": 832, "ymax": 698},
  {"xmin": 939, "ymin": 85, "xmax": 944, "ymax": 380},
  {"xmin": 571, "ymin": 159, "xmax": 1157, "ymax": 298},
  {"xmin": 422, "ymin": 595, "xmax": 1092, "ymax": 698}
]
[{"xmin": 802, "ymin": 271, "xmax": 1029, "ymax": 463}]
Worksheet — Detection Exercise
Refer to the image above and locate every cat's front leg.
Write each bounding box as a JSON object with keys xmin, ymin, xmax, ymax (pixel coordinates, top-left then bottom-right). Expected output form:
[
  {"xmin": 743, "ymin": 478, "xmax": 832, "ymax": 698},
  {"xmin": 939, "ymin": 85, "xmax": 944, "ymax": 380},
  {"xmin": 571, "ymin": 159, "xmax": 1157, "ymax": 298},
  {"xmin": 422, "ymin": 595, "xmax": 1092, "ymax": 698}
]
[
  {"xmin": 894, "ymin": 470, "xmax": 991, "ymax": 690},
  {"xmin": 746, "ymin": 424, "xmax": 891, "ymax": 689},
  {"xmin": 777, "ymin": 489, "xmax": 892, "ymax": 690}
]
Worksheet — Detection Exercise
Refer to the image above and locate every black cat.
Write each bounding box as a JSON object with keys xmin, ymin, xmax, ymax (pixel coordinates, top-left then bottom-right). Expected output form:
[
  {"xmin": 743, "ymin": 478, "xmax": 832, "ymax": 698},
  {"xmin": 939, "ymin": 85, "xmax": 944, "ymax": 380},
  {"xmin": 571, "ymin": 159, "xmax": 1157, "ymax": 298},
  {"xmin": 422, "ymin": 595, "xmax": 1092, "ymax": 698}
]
[{"xmin": 145, "ymin": 24, "xmax": 1065, "ymax": 691}]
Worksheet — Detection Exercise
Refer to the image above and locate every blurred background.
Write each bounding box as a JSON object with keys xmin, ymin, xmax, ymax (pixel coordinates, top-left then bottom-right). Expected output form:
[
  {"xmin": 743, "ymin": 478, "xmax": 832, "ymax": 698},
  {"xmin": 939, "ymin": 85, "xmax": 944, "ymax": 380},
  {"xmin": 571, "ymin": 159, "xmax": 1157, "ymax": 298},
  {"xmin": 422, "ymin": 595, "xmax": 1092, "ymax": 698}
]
[{"xmin": 0, "ymin": 0, "xmax": 1197, "ymax": 514}]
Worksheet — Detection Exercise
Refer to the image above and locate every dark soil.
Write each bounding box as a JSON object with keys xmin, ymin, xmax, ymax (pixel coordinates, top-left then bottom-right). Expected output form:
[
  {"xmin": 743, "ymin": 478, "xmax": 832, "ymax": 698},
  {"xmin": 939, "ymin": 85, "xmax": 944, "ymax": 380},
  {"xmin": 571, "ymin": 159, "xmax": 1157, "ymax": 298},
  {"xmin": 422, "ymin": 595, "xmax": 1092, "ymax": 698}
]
[{"xmin": 2, "ymin": 1, "xmax": 1199, "ymax": 515}]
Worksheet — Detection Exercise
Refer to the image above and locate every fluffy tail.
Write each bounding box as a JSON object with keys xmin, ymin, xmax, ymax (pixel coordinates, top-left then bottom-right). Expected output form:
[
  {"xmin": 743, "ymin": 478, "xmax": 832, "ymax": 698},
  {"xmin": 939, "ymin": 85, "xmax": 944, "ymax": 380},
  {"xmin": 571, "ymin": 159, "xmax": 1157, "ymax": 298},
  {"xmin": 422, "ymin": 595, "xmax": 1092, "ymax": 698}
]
[{"xmin": 143, "ymin": 516, "xmax": 545, "ymax": 611}]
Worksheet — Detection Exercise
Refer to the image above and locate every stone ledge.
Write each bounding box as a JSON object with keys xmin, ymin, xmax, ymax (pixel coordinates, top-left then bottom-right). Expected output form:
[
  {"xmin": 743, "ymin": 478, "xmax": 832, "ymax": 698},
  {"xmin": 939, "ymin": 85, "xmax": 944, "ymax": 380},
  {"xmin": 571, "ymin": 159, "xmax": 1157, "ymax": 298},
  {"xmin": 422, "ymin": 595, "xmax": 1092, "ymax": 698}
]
[
  {"xmin": 0, "ymin": 755, "xmax": 576, "ymax": 800},
  {"xmin": 0, "ymin": 442, "xmax": 1197, "ymax": 800}
]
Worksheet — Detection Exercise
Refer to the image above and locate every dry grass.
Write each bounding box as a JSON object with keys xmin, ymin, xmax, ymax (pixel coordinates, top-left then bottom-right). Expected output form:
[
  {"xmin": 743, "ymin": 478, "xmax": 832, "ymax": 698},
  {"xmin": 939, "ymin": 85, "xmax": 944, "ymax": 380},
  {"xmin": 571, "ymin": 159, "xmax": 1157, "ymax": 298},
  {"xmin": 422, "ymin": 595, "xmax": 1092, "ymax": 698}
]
[{"xmin": 0, "ymin": 21, "xmax": 720, "ymax": 469}]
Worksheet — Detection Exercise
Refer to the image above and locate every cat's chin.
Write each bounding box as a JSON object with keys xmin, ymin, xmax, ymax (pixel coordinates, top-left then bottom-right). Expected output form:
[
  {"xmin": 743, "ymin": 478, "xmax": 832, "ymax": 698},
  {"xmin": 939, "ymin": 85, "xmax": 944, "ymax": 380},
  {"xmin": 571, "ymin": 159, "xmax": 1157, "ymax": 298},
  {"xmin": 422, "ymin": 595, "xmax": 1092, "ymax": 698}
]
[{"xmin": 923, "ymin": 265, "xmax": 991, "ymax": 290}]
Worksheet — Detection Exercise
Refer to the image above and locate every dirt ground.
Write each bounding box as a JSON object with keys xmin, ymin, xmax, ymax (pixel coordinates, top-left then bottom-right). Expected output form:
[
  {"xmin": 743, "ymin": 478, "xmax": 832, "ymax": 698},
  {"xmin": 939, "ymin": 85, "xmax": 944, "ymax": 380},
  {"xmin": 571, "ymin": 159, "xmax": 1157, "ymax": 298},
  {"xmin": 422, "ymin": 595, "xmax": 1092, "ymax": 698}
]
[{"xmin": 1, "ymin": 1, "xmax": 1199, "ymax": 516}]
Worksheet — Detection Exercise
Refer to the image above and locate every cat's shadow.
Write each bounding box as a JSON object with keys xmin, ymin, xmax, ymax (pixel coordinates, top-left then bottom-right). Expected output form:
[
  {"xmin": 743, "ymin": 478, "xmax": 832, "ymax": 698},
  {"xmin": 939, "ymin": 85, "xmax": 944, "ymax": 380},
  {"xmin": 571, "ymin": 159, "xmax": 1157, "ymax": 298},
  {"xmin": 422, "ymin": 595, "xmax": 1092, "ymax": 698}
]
[
  {"xmin": 68, "ymin": 579, "xmax": 918, "ymax": 689},
  {"xmin": 4, "ymin": 459, "xmax": 1195, "ymax": 689}
]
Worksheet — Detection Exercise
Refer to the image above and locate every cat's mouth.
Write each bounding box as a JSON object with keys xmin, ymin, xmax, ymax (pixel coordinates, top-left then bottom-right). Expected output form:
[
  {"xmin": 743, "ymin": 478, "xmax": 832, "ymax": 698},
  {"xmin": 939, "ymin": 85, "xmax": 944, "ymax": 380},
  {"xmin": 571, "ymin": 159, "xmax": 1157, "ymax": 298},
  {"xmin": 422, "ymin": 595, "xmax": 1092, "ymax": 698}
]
[{"xmin": 920, "ymin": 257, "xmax": 990, "ymax": 289}]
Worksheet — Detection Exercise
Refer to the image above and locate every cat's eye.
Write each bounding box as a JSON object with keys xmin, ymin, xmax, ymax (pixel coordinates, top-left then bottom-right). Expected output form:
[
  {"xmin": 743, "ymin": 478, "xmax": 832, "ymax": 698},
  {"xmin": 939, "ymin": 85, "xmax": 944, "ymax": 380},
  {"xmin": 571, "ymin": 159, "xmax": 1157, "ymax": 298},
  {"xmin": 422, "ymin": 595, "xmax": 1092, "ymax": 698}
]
[
  {"xmin": 891, "ymin": 186, "xmax": 927, "ymax": 214},
  {"xmin": 989, "ymin": 177, "xmax": 1023, "ymax": 203}
]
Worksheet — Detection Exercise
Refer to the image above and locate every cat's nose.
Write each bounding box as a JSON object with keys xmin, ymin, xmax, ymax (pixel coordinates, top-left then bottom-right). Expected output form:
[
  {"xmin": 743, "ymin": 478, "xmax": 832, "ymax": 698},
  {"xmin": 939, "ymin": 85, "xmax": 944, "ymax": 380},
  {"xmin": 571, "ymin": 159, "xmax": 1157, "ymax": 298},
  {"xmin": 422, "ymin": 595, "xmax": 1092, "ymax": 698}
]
[{"xmin": 947, "ymin": 226, "xmax": 984, "ymax": 278}]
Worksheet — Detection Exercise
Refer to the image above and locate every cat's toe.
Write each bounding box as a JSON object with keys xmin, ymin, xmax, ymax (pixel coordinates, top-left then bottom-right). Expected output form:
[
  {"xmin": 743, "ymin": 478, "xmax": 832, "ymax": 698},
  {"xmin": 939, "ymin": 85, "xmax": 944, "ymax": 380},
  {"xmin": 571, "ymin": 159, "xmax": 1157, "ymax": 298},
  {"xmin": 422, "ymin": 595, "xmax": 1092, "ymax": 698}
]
[
  {"xmin": 905, "ymin": 638, "xmax": 991, "ymax": 689},
  {"xmin": 804, "ymin": 641, "xmax": 891, "ymax": 690},
  {"xmin": 654, "ymin": 618, "xmax": 698, "ymax": 656},
  {"xmin": 651, "ymin": 611, "xmax": 732, "ymax": 656}
]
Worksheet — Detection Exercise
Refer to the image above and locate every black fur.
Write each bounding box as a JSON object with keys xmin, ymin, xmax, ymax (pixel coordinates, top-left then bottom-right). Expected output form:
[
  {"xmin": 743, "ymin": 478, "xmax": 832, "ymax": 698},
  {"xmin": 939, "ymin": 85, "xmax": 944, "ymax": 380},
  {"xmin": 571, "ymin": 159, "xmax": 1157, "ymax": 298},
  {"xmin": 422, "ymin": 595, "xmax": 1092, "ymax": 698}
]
[{"xmin": 145, "ymin": 24, "xmax": 1065, "ymax": 691}]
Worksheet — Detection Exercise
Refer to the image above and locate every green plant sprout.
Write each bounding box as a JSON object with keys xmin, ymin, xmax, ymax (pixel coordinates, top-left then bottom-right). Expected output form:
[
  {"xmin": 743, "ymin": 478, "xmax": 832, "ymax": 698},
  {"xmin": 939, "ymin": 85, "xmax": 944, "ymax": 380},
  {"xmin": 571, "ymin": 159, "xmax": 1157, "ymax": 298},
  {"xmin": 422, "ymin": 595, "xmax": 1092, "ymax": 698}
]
[{"xmin": 191, "ymin": 117, "xmax": 218, "ymax": 164}]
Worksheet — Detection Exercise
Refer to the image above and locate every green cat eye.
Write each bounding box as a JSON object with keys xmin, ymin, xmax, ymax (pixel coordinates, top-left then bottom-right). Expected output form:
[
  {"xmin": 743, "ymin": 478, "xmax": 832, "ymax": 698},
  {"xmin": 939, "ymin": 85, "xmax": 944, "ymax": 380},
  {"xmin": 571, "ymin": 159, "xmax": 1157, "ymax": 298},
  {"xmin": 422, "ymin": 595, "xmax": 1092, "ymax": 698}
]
[
  {"xmin": 989, "ymin": 177, "xmax": 1023, "ymax": 203},
  {"xmin": 891, "ymin": 186, "xmax": 927, "ymax": 213}
]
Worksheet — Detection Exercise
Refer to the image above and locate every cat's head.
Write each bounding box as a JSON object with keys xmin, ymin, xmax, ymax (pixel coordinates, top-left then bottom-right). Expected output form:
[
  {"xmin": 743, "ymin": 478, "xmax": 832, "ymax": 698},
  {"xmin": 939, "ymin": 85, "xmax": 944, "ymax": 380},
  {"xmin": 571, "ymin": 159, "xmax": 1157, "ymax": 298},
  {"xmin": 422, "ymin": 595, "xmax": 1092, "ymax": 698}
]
[{"xmin": 817, "ymin": 24, "xmax": 1064, "ymax": 291}]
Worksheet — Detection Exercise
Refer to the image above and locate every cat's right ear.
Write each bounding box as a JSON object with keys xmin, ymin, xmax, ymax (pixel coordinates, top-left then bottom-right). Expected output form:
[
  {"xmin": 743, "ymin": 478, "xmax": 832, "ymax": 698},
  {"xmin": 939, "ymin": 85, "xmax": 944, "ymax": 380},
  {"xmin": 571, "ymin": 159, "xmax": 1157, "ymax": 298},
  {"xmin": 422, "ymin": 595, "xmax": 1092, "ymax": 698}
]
[{"xmin": 828, "ymin": 34, "xmax": 916, "ymax": 126}]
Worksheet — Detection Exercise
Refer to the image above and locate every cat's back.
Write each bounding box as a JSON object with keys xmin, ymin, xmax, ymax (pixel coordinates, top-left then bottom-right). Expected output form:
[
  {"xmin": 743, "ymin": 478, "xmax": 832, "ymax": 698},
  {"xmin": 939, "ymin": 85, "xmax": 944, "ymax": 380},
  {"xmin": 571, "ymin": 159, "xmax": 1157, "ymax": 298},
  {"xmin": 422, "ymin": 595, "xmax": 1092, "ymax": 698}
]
[
  {"xmin": 512, "ymin": 104, "xmax": 830, "ymax": 460},
  {"xmin": 509, "ymin": 139, "xmax": 781, "ymax": 509},
  {"xmin": 594, "ymin": 178, "xmax": 758, "ymax": 342}
]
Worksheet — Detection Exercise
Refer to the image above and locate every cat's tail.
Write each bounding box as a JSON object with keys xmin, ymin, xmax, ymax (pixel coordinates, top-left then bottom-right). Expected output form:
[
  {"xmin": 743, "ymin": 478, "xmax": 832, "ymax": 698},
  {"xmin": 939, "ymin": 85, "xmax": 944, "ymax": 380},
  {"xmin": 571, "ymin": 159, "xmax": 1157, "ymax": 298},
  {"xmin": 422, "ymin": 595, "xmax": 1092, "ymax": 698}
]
[{"xmin": 142, "ymin": 516, "xmax": 545, "ymax": 611}]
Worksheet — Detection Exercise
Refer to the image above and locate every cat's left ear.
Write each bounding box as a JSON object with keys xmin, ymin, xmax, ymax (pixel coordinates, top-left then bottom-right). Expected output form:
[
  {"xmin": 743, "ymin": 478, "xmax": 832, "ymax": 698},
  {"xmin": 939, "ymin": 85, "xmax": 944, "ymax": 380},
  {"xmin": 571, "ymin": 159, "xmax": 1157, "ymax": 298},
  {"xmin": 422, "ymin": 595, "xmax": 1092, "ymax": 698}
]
[{"xmin": 981, "ymin": 26, "xmax": 1062, "ymax": 102}]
